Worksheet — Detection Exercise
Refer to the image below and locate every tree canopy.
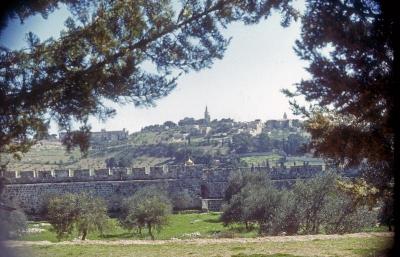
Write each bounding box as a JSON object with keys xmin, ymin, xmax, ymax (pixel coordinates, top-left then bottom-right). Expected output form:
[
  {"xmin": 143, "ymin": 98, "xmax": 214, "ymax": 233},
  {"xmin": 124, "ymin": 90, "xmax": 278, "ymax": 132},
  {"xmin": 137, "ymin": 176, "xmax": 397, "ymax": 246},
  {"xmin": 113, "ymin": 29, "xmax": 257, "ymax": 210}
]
[
  {"xmin": 282, "ymin": 2, "xmax": 398, "ymax": 250},
  {"xmin": 0, "ymin": 0, "xmax": 297, "ymax": 158},
  {"xmin": 119, "ymin": 186, "xmax": 172, "ymax": 240},
  {"xmin": 221, "ymin": 170, "xmax": 378, "ymax": 235},
  {"xmin": 46, "ymin": 192, "xmax": 108, "ymax": 240},
  {"xmin": 283, "ymin": 0, "xmax": 398, "ymax": 193}
]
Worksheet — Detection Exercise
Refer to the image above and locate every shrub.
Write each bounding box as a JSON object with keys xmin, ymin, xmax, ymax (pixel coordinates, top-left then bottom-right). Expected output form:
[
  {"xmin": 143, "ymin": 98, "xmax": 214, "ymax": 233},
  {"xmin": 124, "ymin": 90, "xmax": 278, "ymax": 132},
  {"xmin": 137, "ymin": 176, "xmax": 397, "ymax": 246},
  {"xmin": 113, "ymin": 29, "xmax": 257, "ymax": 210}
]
[
  {"xmin": 0, "ymin": 177, "xmax": 27, "ymax": 240},
  {"xmin": 170, "ymin": 189, "xmax": 194, "ymax": 211},
  {"xmin": 0, "ymin": 204, "xmax": 27, "ymax": 239},
  {"xmin": 221, "ymin": 191, "xmax": 249, "ymax": 229}
]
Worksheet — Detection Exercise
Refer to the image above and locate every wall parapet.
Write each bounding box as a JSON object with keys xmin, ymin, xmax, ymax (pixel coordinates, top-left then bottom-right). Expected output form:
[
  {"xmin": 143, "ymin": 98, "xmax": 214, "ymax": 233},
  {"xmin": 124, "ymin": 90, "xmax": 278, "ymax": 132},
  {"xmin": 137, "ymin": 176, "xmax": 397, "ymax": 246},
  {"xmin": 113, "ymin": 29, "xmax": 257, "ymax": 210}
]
[{"xmin": 1, "ymin": 165, "xmax": 202, "ymax": 184}]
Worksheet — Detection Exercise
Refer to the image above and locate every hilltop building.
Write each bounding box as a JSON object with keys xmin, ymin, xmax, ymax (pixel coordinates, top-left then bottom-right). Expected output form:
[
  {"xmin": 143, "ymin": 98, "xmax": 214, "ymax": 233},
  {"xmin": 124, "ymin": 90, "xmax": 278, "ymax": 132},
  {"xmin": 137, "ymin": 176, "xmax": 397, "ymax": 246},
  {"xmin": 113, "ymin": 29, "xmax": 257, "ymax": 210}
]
[
  {"xmin": 59, "ymin": 128, "xmax": 129, "ymax": 144},
  {"xmin": 237, "ymin": 119, "xmax": 263, "ymax": 136},
  {"xmin": 185, "ymin": 157, "xmax": 194, "ymax": 166},
  {"xmin": 204, "ymin": 106, "xmax": 211, "ymax": 124},
  {"xmin": 199, "ymin": 126, "xmax": 212, "ymax": 135},
  {"xmin": 91, "ymin": 128, "xmax": 129, "ymax": 142},
  {"xmin": 264, "ymin": 113, "xmax": 301, "ymax": 132},
  {"xmin": 247, "ymin": 119, "xmax": 263, "ymax": 136}
]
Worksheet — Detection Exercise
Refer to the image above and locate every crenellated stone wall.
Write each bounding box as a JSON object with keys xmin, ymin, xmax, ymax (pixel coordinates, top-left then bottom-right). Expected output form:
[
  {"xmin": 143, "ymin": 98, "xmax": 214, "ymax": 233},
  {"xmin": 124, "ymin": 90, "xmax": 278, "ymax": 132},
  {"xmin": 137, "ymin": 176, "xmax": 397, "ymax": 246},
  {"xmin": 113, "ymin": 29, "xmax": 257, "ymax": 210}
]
[
  {"xmin": 1, "ymin": 164, "xmax": 351, "ymax": 214},
  {"xmin": 4, "ymin": 179, "xmax": 202, "ymax": 215}
]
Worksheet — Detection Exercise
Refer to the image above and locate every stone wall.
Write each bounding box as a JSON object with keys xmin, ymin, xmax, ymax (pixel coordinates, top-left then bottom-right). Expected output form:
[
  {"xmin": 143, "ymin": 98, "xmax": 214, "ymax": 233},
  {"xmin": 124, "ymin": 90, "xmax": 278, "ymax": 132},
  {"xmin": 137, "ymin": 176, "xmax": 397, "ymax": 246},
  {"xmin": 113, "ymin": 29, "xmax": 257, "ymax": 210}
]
[
  {"xmin": 1, "ymin": 164, "xmax": 347, "ymax": 214},
  {"xmin": 3, "ymin": 179, "xmax": 200, "ymax": 215}
]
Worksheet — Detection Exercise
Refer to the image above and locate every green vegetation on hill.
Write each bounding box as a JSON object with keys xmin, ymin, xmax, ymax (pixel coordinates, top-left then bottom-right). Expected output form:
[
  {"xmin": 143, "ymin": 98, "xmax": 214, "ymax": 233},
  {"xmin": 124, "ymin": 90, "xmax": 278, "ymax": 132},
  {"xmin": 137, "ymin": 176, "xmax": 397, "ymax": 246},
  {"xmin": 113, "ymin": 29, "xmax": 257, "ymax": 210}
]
[{"xmin": 6, "ymin": 117, "xmax": 320, "ymax": 171}]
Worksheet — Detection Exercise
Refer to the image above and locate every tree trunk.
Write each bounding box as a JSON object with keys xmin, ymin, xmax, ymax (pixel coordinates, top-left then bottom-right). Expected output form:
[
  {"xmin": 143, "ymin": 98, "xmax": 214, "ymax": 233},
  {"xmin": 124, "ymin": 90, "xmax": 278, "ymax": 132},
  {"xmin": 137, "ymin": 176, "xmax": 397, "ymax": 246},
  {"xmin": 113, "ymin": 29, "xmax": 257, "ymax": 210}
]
[
  {"xmin": 81, "ymin": 229, "xmax": 87, "ymax": 241},
  {"xmin": 148, "ymin": 223, "xmax": 154, "ymax": 240}
]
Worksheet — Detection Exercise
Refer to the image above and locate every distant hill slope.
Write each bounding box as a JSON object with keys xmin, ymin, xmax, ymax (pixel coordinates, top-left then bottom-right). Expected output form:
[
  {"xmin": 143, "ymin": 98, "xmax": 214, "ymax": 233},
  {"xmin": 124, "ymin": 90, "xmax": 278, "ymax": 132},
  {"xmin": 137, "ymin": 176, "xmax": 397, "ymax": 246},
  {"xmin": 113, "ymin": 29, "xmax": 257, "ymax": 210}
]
[{"xmin": 6, "ymin": 117, "xmax": 323, "ymax": 171}]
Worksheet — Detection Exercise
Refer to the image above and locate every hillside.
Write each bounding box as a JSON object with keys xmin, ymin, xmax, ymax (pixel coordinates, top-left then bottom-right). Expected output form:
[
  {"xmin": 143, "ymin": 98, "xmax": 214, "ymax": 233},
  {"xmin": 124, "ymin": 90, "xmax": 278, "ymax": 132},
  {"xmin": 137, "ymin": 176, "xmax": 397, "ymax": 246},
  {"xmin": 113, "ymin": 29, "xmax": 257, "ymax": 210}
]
[{"xmin": 6, "ymin": 114, "xmax": 323, "ymax": 171}]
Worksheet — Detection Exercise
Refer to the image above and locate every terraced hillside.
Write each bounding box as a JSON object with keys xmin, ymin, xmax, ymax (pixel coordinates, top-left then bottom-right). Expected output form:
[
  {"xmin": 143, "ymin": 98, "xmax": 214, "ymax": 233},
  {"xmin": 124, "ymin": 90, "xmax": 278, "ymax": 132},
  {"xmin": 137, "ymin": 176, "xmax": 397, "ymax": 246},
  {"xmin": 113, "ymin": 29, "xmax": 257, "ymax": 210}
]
[{"xmin": 5, "ymin": 117, "xmax": 323, "ymax": 171}]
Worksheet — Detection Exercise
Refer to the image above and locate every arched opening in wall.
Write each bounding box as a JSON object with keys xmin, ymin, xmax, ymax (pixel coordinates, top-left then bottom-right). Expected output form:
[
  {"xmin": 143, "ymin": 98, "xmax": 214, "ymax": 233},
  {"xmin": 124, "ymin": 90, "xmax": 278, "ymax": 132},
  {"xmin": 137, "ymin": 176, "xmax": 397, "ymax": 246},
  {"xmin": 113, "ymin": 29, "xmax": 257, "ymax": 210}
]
[{"xmin": 200, "ymin": 184, "xmax": 209, "ymax": 199}]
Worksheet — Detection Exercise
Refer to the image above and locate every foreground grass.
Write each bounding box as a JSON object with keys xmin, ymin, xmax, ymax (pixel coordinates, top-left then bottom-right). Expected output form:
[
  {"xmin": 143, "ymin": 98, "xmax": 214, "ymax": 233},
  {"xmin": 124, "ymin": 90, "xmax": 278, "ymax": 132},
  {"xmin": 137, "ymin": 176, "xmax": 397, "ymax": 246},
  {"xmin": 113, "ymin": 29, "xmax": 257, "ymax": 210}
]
[
  {"xmin": 21, "ymin": 212, "xmax": 388, "ymax": 242},
  {"xmin": 12, "ymin": 235, "xmax": 393, "ymax": 257}
]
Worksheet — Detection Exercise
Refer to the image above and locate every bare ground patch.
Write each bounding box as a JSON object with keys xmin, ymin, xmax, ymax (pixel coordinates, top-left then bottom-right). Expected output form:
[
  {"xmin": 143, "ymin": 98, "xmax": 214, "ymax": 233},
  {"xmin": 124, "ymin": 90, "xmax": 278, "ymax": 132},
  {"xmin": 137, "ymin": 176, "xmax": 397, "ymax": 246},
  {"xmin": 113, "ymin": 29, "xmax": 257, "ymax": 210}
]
[{"xmin": 6, "ymin": 232, "xmax": 393, "ymax": 247}]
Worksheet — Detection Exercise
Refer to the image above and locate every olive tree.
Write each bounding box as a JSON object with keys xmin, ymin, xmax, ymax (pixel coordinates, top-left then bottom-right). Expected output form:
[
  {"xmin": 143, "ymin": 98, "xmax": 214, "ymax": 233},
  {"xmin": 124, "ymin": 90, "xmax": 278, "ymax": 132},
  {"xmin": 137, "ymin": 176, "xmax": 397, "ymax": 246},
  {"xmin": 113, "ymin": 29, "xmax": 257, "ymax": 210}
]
[
  {"xmin": 323, "ymin": 190, "xmax": 377, "ymax": 234},
  {"xmin": 119, "ymin": 186, "xmax": 172, "ymax": 240},
  {"xmin": 221, "ymin": 187, "xmax": 252, "ymax": 230},
  {"xmin": 222, "ymin": 170, "xmax": 379, "ymax": 235},
  {"xmin": 74, "ymin": 194, "xmax": 109, "ymax": 240},
  {"xmin": 46, "ymin": 193, "xmax": 80, "ymax": 240},
  {"xmin": 221, "ymin": 171, "xmax": 288, "ymax": 234},
  {"xmin": 291, "ymin": 172, "xmax": 337, "ymax": 234},
  {"xmin": 292, "ymin": 172, "xmax": 378, "ymax": 234},
  {"xmin": 46, "ymin": 193, "xmax": 108, "ymax": 240}
]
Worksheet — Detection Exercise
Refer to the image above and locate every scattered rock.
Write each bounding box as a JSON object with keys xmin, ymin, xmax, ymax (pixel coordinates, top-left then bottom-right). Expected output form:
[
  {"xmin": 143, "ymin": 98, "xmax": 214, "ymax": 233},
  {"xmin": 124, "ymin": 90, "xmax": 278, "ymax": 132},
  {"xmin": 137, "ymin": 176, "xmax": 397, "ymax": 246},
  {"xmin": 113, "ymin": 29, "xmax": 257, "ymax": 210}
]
[
  {"xmin": 26, "ymin": 228, "xmax": 46, "ymax": 234},
  {"xmin": 181, "ymin": 232, "xmax": 201, "ymax": 238}
]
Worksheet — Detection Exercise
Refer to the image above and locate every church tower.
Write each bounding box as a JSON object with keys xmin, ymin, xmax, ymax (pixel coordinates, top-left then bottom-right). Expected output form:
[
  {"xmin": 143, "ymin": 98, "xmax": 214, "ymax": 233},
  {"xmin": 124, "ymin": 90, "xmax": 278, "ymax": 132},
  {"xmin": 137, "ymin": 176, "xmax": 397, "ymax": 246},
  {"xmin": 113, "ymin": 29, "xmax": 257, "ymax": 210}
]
[
  {"xmin": 204, "ymin": 106, "xmax": 211, "ymax": 124},
  {"xmin": 283, "ymin": 112, "xmax": 288, "ymax": 120}
]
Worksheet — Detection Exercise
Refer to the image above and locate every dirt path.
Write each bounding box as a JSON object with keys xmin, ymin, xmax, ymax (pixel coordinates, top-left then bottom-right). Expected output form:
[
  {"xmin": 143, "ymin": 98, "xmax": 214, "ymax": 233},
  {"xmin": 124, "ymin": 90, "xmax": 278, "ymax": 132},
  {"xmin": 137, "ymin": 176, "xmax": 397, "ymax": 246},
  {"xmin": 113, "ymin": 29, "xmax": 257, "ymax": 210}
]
[{"xmin": 6, "ymin": 232, "xmax": 393, "ymax": 247}]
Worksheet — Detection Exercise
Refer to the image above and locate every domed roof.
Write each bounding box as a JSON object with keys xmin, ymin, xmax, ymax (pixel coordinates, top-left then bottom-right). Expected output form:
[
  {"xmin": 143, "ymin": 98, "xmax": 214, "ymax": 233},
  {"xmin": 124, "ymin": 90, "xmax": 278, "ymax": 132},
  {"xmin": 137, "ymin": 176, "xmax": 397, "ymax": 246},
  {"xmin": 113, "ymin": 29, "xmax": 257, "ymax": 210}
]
[{"xmin": 185, "ymin": 157, "xmax": 194, "ymax": 166}]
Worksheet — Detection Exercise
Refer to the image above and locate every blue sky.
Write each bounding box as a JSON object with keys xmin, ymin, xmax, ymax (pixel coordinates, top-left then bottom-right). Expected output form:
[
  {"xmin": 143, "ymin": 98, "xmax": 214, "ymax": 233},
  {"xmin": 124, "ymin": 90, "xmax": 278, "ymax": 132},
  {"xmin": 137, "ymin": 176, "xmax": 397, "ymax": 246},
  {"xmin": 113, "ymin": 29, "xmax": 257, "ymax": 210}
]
[{"xmin": 1, "ymin": 2, "xmax": 308, "ymax": 134}]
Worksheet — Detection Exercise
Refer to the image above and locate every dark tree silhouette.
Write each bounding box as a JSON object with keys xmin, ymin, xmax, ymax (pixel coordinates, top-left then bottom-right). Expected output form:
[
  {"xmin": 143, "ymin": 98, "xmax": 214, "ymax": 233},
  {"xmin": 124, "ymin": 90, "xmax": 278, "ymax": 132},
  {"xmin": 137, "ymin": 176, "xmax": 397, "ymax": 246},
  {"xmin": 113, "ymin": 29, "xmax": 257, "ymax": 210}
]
[
  {"xmin": 285, "ymin": 0, "xmax": 398, "ymax": 182},
  {"xmin": 283, "ymin": 1, "xmax": 398, "ymax": 253}
]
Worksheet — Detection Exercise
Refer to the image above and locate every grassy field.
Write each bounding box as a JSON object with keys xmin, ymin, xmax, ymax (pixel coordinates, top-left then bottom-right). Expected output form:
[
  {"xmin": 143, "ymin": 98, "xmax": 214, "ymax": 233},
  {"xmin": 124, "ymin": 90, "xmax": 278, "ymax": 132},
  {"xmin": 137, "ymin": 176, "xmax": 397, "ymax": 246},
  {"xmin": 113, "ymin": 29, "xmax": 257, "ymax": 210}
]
[
  {"xmin": 21, "ymin": 212, "xmax": 257, "ymax": 242},
  {"xmin": 11, "ymin": 235, "xmax": 393, "ymax": 257},
  {"xmin": 21, "ymin": 212, "xmax": 388, "ymax": 242},
  {"xmin": 241, "ymin": 154, "xmax": 283, "ymax": 166},
  {"xmin": 11, "ymin": 212, "xmax": 393, "ymax": 257}
]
